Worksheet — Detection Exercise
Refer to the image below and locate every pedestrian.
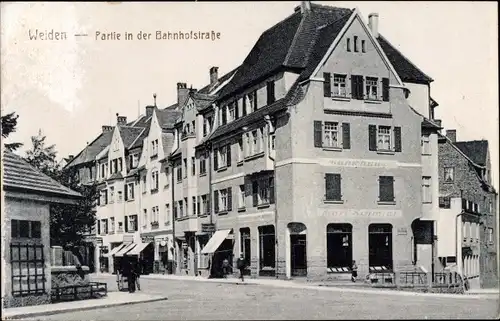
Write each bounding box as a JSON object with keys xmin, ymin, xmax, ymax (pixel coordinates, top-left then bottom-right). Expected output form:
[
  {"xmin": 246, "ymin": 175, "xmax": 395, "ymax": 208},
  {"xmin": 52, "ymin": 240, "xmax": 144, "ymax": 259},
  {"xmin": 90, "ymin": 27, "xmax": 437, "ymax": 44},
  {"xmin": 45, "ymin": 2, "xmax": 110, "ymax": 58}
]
[
  {"xmin": 124, "ymin": 256, "xmax": 136, "ymax": 293},
  {"xmin": 236, "ymin": 254, "xmax": 247, "ymax": 282},
  {"xmin": 222, "ymin": 257, "xmax": 230, "ymax": 278},
  {"xmin": 351, "ymin": 260, "xmax": 358, "ymax": 283},
  {"xmin": 135, "ymin": 258, "xmax": 141, "ymax": 291}
]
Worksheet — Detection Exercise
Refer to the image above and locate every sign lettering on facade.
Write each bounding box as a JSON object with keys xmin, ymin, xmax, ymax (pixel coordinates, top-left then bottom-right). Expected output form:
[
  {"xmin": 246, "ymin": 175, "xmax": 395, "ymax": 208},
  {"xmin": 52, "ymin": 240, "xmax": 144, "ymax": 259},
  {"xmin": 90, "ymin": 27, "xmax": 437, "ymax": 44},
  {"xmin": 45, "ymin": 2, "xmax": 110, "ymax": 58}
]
[
  {"xmin": 397, "ymin": 227, "xmax": 408, "ymax": 235},
  {"xmin": 142, "ymin": 236, "xmax": 154, "ymax": 243},
  {"xmin": 320, "ymin": 158, "xmax": 397, "ymax": 169},
  {"xmin": 321, "ymin": 209, "xmax": 402, "ymax": 218},
  {"xmin": 123, "ymin": 235, "xmax": 134, "ymax": 242},
  {"xmin": 201, "ymin": 223, "xmax": 216, "ymax": 233}
]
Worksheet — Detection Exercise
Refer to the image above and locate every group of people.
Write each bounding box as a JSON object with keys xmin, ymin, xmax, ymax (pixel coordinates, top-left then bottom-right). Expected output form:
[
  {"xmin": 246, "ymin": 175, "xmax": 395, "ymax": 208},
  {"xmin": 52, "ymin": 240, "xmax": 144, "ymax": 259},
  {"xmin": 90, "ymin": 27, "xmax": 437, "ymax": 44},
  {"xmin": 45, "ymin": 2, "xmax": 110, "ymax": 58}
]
[
  {"xmin": 218, "ymin": 254, "xmax": 248, "ymax": 281},
  {"xmin": 119, "ymin": 255, "xmax": 142, "ymax": 293}
]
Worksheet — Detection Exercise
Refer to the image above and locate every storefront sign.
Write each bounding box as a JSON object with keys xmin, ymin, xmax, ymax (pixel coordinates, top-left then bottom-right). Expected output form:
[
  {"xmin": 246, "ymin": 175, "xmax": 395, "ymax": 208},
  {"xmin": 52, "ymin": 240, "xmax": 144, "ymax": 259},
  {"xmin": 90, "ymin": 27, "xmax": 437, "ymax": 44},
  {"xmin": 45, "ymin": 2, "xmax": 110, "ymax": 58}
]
[
  {"xmin": 85, "ymin": 236, "xmax": 103, "ymax": 244},
  {"xmin": 397, "ymin": 228, "xmax": 408, "ymax": 235},
  {"xmin": 320, "ymin": 158, "xmax": 397, "ymax": 169},
  {"xmin": 123, "ymin": 235, "xmax": 134, "ymax": 242},
  {"xmin": 201, "ymin": 223, "xmax": 215, "ymax": 233},
  {"xmin": 142, "ymin": 236, "xmax": 154, "ymax": 243},
  {"xmin": 321, "ymin": 209, "xmax": 403, "ymax": 218}
]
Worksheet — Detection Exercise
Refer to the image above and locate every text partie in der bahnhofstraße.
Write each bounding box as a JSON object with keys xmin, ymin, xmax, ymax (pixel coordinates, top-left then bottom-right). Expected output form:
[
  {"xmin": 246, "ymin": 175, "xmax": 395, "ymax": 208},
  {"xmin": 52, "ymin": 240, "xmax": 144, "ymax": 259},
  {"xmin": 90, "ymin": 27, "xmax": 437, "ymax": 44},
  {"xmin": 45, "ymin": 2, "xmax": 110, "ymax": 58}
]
[{"xmin": 28, "ymin": 29, "xmax": 222, "ymax": 41}]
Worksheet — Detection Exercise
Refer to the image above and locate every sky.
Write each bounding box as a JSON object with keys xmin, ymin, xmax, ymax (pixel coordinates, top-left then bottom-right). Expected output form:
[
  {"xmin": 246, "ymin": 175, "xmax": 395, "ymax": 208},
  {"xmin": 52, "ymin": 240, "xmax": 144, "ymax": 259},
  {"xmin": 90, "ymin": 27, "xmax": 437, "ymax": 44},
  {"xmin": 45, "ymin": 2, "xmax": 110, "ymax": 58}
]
[{"xmin": 1, "ymin": 1, "xmax": 498, "ymax": 190}]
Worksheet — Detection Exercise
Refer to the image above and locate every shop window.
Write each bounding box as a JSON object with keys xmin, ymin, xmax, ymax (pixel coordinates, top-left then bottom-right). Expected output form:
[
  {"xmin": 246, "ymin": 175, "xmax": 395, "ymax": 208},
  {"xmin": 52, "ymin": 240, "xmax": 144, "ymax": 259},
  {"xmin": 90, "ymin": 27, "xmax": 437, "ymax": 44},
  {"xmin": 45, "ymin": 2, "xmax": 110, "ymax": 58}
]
[
  {"xmin": 258, "ymin": 225, "xmax": 276, "ymax": 276},
  {"xmin": 240, "ymin": 228, "xmax": 251, "ymax": 275},
  {"xmin": 326, "ymin": 224, "xmax": 352, "ymax": 272},
  {"xmin": 368, "ymin": 224, "xmax": 393, "ymax": 272}
]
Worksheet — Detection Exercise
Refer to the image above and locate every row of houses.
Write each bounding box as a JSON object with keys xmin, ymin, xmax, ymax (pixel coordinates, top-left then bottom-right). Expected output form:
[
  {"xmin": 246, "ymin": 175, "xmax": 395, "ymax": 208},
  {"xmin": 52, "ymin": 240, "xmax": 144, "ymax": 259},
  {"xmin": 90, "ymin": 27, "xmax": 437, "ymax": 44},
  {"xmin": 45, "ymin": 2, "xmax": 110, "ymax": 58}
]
[{"xmin": 65, "ymin": 2, "xmax": 497, "ymax": 288}]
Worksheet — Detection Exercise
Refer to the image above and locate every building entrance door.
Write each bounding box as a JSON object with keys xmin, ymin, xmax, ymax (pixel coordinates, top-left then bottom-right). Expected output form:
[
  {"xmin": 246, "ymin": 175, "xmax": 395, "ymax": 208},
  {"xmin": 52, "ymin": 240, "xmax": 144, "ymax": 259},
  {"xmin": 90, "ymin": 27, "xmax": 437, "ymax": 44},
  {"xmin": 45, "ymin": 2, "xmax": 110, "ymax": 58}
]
[{"xmin": 291, "ymin": 235, "xmax": 307, "ymax": 276}]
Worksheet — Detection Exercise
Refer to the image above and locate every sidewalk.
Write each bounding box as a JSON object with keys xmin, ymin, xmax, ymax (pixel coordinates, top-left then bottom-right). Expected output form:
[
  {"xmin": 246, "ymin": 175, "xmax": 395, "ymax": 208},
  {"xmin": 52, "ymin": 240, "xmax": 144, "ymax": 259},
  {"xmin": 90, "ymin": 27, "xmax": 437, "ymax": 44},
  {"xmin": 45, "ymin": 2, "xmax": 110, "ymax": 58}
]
[
  {"xmin": 3, "ymin": 291, "xmax": 168, "ymax": 320},
  {"xmin": 91, "ymin": 273, "xmax": 495, "ymax": 300}
]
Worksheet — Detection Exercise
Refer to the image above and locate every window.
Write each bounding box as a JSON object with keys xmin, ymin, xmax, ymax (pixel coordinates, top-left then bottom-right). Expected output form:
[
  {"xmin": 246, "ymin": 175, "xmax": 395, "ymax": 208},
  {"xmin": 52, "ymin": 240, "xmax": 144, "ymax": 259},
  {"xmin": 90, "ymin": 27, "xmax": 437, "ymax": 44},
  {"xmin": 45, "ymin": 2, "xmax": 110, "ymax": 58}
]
[
  {"xmin": 220, "ymin": 189, "xmax": 228, "ymax": 212},
  {"xmin": 270, "ymin": 134, "xmax": 275, "ymax": 151},
  {"xmin": 128, "ymin": 215, "xmax": 138, "ymax": 232},
  {"xmin": 333, "ymin": 74, "xmax": 347, "ymax": 97},
  {"xmin": 238, "ymin": 185, "xmax": 246, "ymax": 209},
  {"xmin": 259, "ymin": 179, "xmax": 270, "ymax": 205},
  {"xmin": 214, "ymin": 188, "xmax": 232, "ymax": 213},
  {"xmin": 439, "ymin": 196, "xmax": 451, "ymax": 209},
  {"xmin": 242, "ymin": 96, "xmax": 248, "ymax": 117},
  {"xmin": 217, "ymin": 145, "xmax": 230, "ymax": 169},
  {"xmin": 228, "ymin": 103, "xmax": 235, "ymax": 122},
  {"xmin": 151, "ymin": 139, "xmax": 159, "ymax": 157},
  {"xmin": 109, "ymin": 186, "xmax": 115, "ymax": 203},
  {"xmin": 252, "ymin": 131, "xmax": 258, "ymax": 154},
  {"xmin": 184, "ymin": 197, "xmax": 188, "ymax": 217},
  {"xmin": 10, "ymin": 243, "xmax": 45, "ymax": 297},
  {"xmin": 143, "ymin": 209, "xmax": 148, "ymax": 228},
  {"xmin": 101, "ymin": 219, "xmax": 108, "ymax": 234},
  {"xmin": 365, "ymin": 77, "xmax": 378, "ymax": 100},
  {"xmin": 347, "ymin": 38, "xmax": 351, "ymax": 52},
  {"xmin": 117, "ymin": 190, "xmax": 123, "ymax": 202},
  {"xmin": 164, "ymin": 204, "xmax": 171, "ymax": 225},
  {"xmin": 323, "ymin": 72, "xmax": 331, "ymax": 97},
  {"xmin": 327, "ymin": 224, "xmax": 353, "ymax": 271},
  {"xmin": 11, "ymin": 220, "xmax": 41, "ymax": 239},
  {"xmin": 444, "ymin": 167, "xmax": 454, "ymax": 183},
  {"xmin": 192, "ymin": 196, "xmax": 197, "ymax": 216},
  {"xmin": 201, "ymin": 195, "xmax": 209, "ymax": 215},
  {"xmin": 323, "ymin": 122, "xmax": 340, "ymax": 148},
  {"xmin": 368, "ymin": 224, "xmax": 393, "ymax": 271},
  {"xmin": 199, "ymin": 155, "xmax": 207, "ymax": 175},
  {"xmin": 354, "ymin": 36, "xmax": 358, "ymax": 52},
  {"xmin": 379, "ymin": 176, "xmax": 395, "ymax": 203},
  {"xmin": 151, "ymin": 170, "xmax": 159, "ymax": 191},
  {"xmin": 183, "ymin": 159, "xmax": 187, "ymax": 178},
  {"xmin": 164, "ymin": 167, "xmax": 170, "ymax": 188},
  {"xmin": 125, "ymin": 183, "xmax": 135, "ymax": 201},
  {"xmin": 252, "ymin": 176, "xmax": 273, "ymax": 207},
  {"xmin": 203, "ymin": 117, "xmax": 209, "ymax": 136},
  {"xmin": 118, "ymin": 221, "xmax": 123, "ymax": 232},
  {"xmin": 258, "ymin": 225, "xmax": 276, "ymax": 275},
  {"xmin": 192, "ymin": 120, "xmax": 195, "ymax": 134},
  {"xmin": 221, "ymin": 105, "xmax": 227, "ymax": 125},
  {"xmin": 110, "ymin": 217, "xmax": 115, "ymax": 233},
  {"xmin": 377, "ymin": 126, "xmax": 391, "ymax": 151},
  {"xmin": 259, "ymin": 128, "xmax": 264, "ymax": 153},
  {"xmin": 238, "ymin": 138, "xmax": 244, "ymax": 162},
  {"xmin": 142, "ymin": 175, "xmax": 147, "ymax": 193},
  {"xmin": 421, "ymin": 134, "xmax": 431, "ymax": 155},
  {"xmin": 191, "ymin": 157, "xmax": 196, "ymax": 176},
  {"xmin": 325, "ymin": 173, "xmax": 342, "ymax": 202},
  {"xmin": 361, "ymin": 40, "xmax": 366, "ymax": 53},
  {"xmin": 251, "ymin": 90, "xmax": 258, "ymax": 112},
  {"xmin": 152, "ymin": 206, "xmax": 159, "ymax": 224},
  {"xmin": 100, "ymin": 189, "xmax": 108, "ymax": 205},
  {"xmin": 422, "ymin": 177, "xmax": 431, "ymax": 203},
  {"xmin": 266, "ymin": 81, "xmax": 275, "ymax": 104},
  {"xmin": 350, "ymin": 75, "xmax": 364, "ymax": 100},
  {"xmin": 488, "ymin": 228, "xmax": 494, "ymax": 244},
  {"xmin": 130, "ymin": 154, "xmax": 139, "ymax": 169},
  {"xmin": 177, "ymin": 165, "xmax": 182, "ymax": 182}
]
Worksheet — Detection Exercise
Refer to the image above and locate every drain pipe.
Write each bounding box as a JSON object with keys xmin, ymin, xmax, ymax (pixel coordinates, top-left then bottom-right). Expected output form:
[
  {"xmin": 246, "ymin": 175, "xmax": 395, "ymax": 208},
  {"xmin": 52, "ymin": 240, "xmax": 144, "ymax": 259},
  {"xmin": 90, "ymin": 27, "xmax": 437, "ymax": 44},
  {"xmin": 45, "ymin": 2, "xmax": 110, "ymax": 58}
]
[
  {"xmin": 455, "ymin": 189, "xmax": 466, "ymax": 285},
  {"xmin": 169, "ymin": 156, "xmax": 177, "ymax": 275}
]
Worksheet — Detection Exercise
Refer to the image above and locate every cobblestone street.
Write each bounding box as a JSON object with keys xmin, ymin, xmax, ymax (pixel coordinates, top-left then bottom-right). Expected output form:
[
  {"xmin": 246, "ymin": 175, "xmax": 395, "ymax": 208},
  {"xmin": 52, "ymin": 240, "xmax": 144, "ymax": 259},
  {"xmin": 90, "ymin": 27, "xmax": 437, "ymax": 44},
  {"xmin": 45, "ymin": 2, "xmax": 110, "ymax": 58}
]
[{"xmin": 26, "ymin": 275, "xmax": 499, "ymax": 320}]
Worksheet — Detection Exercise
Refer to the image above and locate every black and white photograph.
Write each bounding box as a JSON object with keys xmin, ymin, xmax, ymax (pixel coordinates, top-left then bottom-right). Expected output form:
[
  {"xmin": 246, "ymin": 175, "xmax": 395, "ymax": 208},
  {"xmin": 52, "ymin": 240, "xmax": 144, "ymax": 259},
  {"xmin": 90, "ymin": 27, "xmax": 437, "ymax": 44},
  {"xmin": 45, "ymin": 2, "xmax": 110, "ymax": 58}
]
[{"xmin": 1, "ymin": 1, "xmax": 498, "ymax": 320}]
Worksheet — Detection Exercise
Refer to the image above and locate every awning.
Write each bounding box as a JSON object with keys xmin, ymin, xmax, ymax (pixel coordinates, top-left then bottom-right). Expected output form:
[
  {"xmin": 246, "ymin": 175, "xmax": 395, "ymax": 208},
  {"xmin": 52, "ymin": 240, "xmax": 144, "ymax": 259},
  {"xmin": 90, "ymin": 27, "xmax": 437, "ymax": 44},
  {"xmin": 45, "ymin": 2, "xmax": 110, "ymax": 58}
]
[
  {"xmin": 126, "ymin": 242, "xmax": 151, "ymax": 256},
  {"xmin": 106, "ymin": 243, "xmax": 128, "ymax": 257},
  {"xmin": 114, "ymin": 243, "xmax": 137, "ymax": 257},
  {"xmin": 201, "ymin": 229, "xmax": 231, "ymax": 254}
]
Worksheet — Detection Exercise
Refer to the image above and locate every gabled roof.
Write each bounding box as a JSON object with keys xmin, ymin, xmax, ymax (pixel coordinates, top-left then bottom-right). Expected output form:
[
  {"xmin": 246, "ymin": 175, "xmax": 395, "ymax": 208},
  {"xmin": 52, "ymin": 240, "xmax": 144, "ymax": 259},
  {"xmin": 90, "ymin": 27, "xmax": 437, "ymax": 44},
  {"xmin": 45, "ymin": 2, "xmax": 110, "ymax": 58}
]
[
  {"xmin": 198, "ymin": 67, "xmax": 240, "ymax": 95},
  {"xmin": 119, "ymin": 126, "xmax": 145, "ymax": 149},
  {"xmin": 377, "ymin": 35, "xmax": 433, "ymax": 84},
  {"xmin": 454, "ymin": 140, "xmax": 489, "ymax": 167},
  {"xmin": 3, "ymin": 150, "xmax": 82, "ymax": 199},
  {"xmin": 157, "ymin": 108, "xmax": 182, "ymax": 130},
  {"xmin": 65, "ymin": 130, "xmax": 114, "ymax": 168}
]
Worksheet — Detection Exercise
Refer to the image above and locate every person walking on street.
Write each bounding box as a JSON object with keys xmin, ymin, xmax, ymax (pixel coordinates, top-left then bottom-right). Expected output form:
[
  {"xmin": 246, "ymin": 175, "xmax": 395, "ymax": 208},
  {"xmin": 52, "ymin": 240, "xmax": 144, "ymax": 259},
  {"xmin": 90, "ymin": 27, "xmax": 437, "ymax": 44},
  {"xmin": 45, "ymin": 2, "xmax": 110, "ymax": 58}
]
[
  {"xmin": 124, "ymin": 256, "xmax": 136, "ymax": 293},
  {"xmin": 236, "ymin": 254, "xmax": 247, "ymax": 282},
  {"xmin": 222, "ymin": 258, "xmax": 230, "ymax": 278},
  {"xmin": 135, "ymin": 258, "xmax": 141, "ymax": 291},
  {"xmin": 351, "ymin": 260, "xmax": 358, "ymax": 283}
]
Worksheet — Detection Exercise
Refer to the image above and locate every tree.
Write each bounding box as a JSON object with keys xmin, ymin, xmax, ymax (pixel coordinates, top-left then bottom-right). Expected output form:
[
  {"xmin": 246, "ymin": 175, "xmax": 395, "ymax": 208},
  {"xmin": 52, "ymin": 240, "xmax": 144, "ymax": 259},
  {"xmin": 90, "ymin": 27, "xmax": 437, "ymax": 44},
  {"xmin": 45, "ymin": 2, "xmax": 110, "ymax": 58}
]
[
  {"xmin": 25, "ymin": 129, "xmax": 59, "ymax": 178},
  {"xmin": 23, "ymin": 130, "xmax": 98, "ymax": 247},
  {"xmin": 1, "ymin": 112, "xmax": 23, "ymax": 152}
]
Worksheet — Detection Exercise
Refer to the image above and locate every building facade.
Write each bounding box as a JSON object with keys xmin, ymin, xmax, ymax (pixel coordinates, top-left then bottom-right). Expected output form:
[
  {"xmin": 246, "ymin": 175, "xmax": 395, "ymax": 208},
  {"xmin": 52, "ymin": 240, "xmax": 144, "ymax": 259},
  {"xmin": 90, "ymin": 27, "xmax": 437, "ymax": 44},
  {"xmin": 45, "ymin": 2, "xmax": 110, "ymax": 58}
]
[
  {"xmin": 65, "ymin": 1, "xmax": 495, "ymax": 283},
  {"xmin": 437, "ymin": 130, "xmax": 498, "ymax": 289}
]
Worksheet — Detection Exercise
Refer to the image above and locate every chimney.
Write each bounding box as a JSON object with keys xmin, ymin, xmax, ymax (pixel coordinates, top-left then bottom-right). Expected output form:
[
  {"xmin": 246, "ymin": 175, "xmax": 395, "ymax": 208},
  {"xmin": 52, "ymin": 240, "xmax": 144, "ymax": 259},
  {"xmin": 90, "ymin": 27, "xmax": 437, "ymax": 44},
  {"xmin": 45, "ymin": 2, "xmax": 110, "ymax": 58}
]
[
  {"xmin": 368, "ymin": 13, "xmax": 379, "ymax": 38},
  {"xmin": 116, "ymin": 114, "xmax": 127, "ymax": 126},
  {"xmin": 210, "ymin": 67, "xmax": 219, "ymax": 86},
  {"xmin": 102, "ymin": 125, "xmax": 113, "ymax": 133},
  {"xmin": 146, "ymin": 106, "xmax": 155, "ymax": 117},
  {"xmin": 446, "ymin": 129, "xmax": 457, "ymax": 143},
  {"xmin": 177, "ymin": 82, "xmax": 189, "ymax": 105},
  {"xmin": 300, "ymin": 1, "xmax": 311, "ymax": 14}
]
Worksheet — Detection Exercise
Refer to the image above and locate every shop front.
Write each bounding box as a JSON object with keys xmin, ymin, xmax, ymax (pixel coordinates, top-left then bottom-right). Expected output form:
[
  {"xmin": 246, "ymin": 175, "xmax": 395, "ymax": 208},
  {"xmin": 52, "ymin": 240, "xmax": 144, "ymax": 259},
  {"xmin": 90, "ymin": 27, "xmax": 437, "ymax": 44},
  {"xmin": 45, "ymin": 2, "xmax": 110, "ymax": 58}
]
[
  {"xmin": 200, "ymin": 229, "xmax": 234, "ymax": 278},
  {"xmin": 152, "ymin": 235, "xmax": 175, "ymax": 274}
]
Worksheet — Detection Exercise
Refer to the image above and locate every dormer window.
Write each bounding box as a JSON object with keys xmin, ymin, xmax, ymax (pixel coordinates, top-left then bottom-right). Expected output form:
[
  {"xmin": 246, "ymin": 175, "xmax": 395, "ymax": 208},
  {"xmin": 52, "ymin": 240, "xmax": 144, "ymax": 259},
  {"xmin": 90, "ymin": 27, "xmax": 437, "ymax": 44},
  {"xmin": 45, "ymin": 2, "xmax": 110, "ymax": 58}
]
[
  {"xmin": 151, "ymin": 139, "xmax": 159, "ymax": 157},
  {"xmin": 228, "ymin": 103, "xmax": 235, "ymax": 122},
  {"xmin": 130, "ymin": 154, "xmax": 139, "ymax": 169}
]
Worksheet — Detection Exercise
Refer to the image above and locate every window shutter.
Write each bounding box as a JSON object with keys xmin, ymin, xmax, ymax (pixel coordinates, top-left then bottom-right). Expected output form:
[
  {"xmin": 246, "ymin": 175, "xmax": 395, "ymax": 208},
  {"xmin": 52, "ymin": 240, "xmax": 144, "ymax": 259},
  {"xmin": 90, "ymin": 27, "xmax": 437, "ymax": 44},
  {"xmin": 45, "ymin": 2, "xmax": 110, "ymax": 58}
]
[
  {"xmin": 197, "ymin": 196, "xmax": 201, "ymax": 215},
  {"xmin": 124, "ymin": 217, "xmax": 128, "ymax": 233},
  {"xmin": 214, "ymin": 149, "xmax": 219, "ymax": 170},
  {"xmin": 382, "ymin": 78, "xmax": 390, "ymax": 101},
  {"xmin": 269, "ymin": 177, "xmax": 275, "ymax": 204},
  {"xmin": 242, "ymin": 98, "xmax": 247, "ymax": 116},
  {"xmin": 357, "ymin": 75, "xmax": 364, "ymax": 100},
  {"xmin": 97, "ymin": 220, "xmax": 101, "ymax": 235},
  {"xmin": 252, "ymin": 181, "xmax": 259, "ymax": 207},
  {"xmin": 226, "ymin": 145, "xmax": 231, "ymax": 166},
  {"xmin": 222, "ymin": 107, "xmax": 227, "ymax": 125},
  {"xmin": 253, "ymin": 91, "xmax": 258, "ymax": 111},
  {"xmin": 323, "ymin": 72, "xmax": 331, "ymax": 97},
  {"xmin": 314, "ymin": 121, "xmax": 323, "ymax": 147},
  {"xmin": 368, "ymin": 125, "xmax": 377, "ymax": 151},
  {"xmin": 207, "ymin": 196, "xmax": 211, "ymax": 215},
  {"xmin": 173, "ymin": 205, "xmax": 177, "ymax": 219},
  {"xmin": 351, "ymin": 75, "xmax": 357, "ymax": 99},
  {"xmin": 342, "ymin": 123, "xmax": 350, "ymax": 149},
  {"xmin": 379, "ymin": 176, "xmax": 395, "ymax": 202},
  {"xmin": 134, "ymin": 216, "xmax": 138, "ymax": 231},
  {"xmin": 394, "ymin": 126, "xmax": 402, "ymax": 152},
  {"xmin": 124, "ymin": 185, "xmax": 128, "ymax": 201},
  {"xmin": 227, "ymin": 187, "xmax": 233, "ymax": 211},
  {"xmin": 214, "ymin": 190, "xmax": 219, "ymax": 213}
]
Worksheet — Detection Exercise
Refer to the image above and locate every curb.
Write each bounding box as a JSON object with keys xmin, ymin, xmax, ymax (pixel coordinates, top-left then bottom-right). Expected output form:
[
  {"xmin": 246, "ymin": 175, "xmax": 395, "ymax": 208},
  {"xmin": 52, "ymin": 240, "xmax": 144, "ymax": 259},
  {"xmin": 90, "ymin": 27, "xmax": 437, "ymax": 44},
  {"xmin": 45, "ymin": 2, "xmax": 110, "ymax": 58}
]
[{"xmin": 4, "ymin": 296, "xmax": 168, "ymax": 320}]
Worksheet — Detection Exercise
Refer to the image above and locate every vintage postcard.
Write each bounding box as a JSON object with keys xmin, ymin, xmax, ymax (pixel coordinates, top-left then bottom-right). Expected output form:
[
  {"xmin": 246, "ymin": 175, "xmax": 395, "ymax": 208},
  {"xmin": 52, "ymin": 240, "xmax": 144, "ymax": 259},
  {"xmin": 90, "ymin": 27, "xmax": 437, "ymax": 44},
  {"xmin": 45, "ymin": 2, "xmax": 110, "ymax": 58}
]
[{"xmin": 1, "ymin": 1, "xmax": 498, "ymax": 320}]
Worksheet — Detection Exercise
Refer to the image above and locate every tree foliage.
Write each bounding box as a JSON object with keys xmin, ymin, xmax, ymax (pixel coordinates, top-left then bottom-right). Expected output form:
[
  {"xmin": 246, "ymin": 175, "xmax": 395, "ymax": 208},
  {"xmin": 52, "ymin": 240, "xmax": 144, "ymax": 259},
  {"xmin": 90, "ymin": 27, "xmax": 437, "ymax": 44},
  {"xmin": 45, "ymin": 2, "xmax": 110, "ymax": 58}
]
[
  {"xmin": 23, "ymin": 130, "xmax": 99, "ymax": 247},
  {"xmin": 1, "ymin": 112, "xmax": 23, "ymax": 152}
]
